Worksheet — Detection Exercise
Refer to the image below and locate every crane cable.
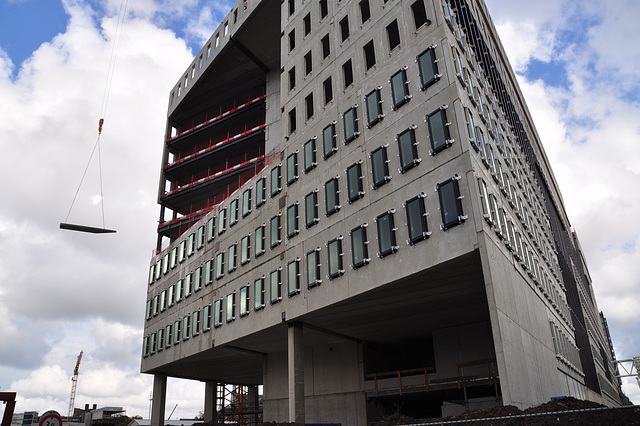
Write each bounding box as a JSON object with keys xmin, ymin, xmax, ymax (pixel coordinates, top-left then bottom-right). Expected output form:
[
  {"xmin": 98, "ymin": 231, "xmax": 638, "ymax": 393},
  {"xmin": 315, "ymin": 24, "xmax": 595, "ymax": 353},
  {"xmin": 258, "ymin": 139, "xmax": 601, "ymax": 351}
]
[{"xmin": 64, "ymin": 0, "xmax": 129, "ymax": 228}]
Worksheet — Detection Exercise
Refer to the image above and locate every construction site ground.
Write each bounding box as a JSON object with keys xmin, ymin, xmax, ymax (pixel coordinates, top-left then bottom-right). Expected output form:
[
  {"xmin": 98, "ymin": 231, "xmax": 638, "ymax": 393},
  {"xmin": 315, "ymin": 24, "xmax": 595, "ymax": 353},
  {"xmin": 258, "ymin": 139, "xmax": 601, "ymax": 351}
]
[{"xmin": 196, "ymin": 397, "xmax": 640, "ymax": 425}]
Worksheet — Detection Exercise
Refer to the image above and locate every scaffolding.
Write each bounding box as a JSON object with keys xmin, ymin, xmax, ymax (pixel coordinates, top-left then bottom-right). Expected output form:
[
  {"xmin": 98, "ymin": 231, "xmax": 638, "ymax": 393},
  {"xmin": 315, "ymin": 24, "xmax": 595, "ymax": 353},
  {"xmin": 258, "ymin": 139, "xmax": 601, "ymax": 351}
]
[
  {"xmin": 217, "ymin": 384, "xmax": 261, "ymax": 426},
  {"xmin": 615, "ymin": 357, "xmax": 640, "ymax": 389}
]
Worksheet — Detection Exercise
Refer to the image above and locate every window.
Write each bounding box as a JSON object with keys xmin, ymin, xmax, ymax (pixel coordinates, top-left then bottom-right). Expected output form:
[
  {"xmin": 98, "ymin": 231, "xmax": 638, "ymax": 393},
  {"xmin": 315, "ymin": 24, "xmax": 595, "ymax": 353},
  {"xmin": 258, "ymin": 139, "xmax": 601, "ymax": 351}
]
[
  {"xmin": 214, "ymin": 299, "xmax": 223, "ymax": 327},
  {"xmin": 146, "ymin": 300, "xmax": 152, "ymax": 320},
  {"xmin": 271, "ymin": 165, "xmax": 282, "ymax": 197},
  {"xmin": 390, "ymin": 69, "xmax": 410, "ymax": 110},
  {"xmin": 289, "ymin": 108, "xmax": 297, "ymax": 134},
  {"xmin": 241, "ymin": 234, "xmax": 251, "ymax": 265},
  {"xmin": 376, "ymin": 210, "xmax": 398, "ymax": 257},
  {"xmin": 197, "ymin": 225, "xmax": 205, "ymax": 249},
  {"xmin": 346, "ymin": 162, "xmax": 364, "ymax": 203},
  {"xmin": 173, "ymin": 320, "xmax": 181, "ymax": 344},
  {"xmin": 165, "ymin": 324, "xmax": 172, "ymax": 347},
  {"xmin": 405, "ymin": 195, "xmax": 430, "ymax": 244},
  {"xmin": 325, "ymin": 177, "xmax": 340, "ymax": 216},
  {"xmin": 287, "ymin": 203, "xmax": 299, "ymax": 238},
  {"xmin": 175, "ymin": 279, "xmax": 183, "ymax": 302},
  {"xmin": 363, "ymin": 40, "xmax": 376, "ymax": 69},
  {"xmin": 371, "ymin": 146, "xmax": 391, "ymax": 189},
  {"xmin": 215, "ymin": 252, "xmax": 225, "ymax": 279},
  {"xmin": 202, "ymin": 305, "xmax": 212, "ymax": 331},
  {"xmin": 185, "ymin": 272, "xmax": 193, "ymax": 295},
  {"xmin": 187, "ymin": 233, "xmax": 196, "ymax": 256},
  {"xmin": 365, "ymin": 89, "xmax": 383, "ymax": 128},
  {"xmin": 270, "ymin": 214, "xmax": 282, "ymax": 248},
  {"xmin": 179, "ymin": 240, "xmax": 186, "ymax": 262},
  {"xmin": 350, "ymin": 225, "xmax": 369, "ymax": 268},
  {"xmin": 255, "ymin": 224, "xmax": 266, "ymax": 256},
  {"xmin": 411, "ymin": 0, "xmax": 428, "ymax": 29},
  {"xmin": 386, "ymin": 20, "xmax": 400, "ymax": 51},
  {"xmin": 305, "ymin": 190, "xmax": 319, "ymax": 228},
  {"xmin": 319, "ymin": 0, "xmax": 328, "ymax": 18},
  {"xmin": 323, "ymin": 77, "xmax": 333, "ymax": 104},
  {"xmin": 437, "ymin": 176, "xmax": 466, "ymax": 230},
  {"xmin": 287, "ymin": 152, "xmax": 298, "ymax": 185},
  {"xmin": 397, "ymin": 127, "xmax": 420, "ymax": 172},
  {"xmin": 163, "ymin": 253, "xmax": 169, "ymax": 274},
  {"xmin": 343, "ymin": 106, "xmax": 359, "ymax": 144},
  {"xmin": 182, "ymin": 315, "xmax": 190, "ymax": 341},
  {"xmin": 343, "ymin": 59, "xmax": 353, "ymax": 87},
  {"xmin": 207, "ymin": 217, "xmax": 215, "ymax": 241},
  {"xmin": 288, "ymin": 0, "xmax": 294, "ymax": 16},
  {"xmin": 340, "ymin": 16, "xmax": 349, "ymax": 41},
  {"xmin": 254, "ymin": 277, "xmax": 265, "ymax": 310},
  {"xmin": 289, "ymin": 67, "xmax": 296, "ymax": 90},
  {"xmin": 192, "ymin": 310, "xmax": 200, "ymax": 337},
  {"xmin": 288, "ymin": 259, "xmax": 301, "ymax": 296},
  {"xmin": 303, "ymin": 13, "xmax": 311, "ymax": 35},
  {"xmin": 321, "ymin": 34, "xmax": 330, "ymax": 59},
  {"xmin": 230, "ymin": 199, "xmax": 239, "ymax": 226},
  {"xmin": 256, "ymin": 177, "xmax": 266, "ymax": 207},
  {"xmin": 242, "ymin": 188, "xmax": 251, "ymax": 217},
  {"xmin": 304, "ymin": 51, "xmax": 312, "ymax": 75},
  {"xmin": 201, "ymin": 261, "xmax": 209, "ymax": 287},
  {"xmin": 226, "ymin": 292, "xmax": 236, "ymax": 322},
  {"xmin": 160, "ymin": 290, "xmax": 166, "ymax": 312},
  {"xmin": 288, "ymin": 29, "xmax": 295, "ymax": 52},
  {"xmin": 228, "ymin": 243, "xmax": 237, "ymax": 273},
  {"xmin": 327, "ymin": 237, "xmax": 344, "ymax": 279},
  {"xmin": 359, "ymin": 0, "xmax": 371, "ymax": 22},
  {"xmin": 417, "ymin": 47, "xmax": 440, "ymax": 90},
  {"xmin": 218, "ymin": 208, "xmax": 227, "ymax": 234},
  {"xmin": 239, "ymin": 285, "xmax": 250, "ymax": 316},
  {"xmin": 304, "ymin": 138, "xmax": 317, "ymax": 172},
  {"xmin": 167, "ymin": 285, "xmax": 174, "ymax": 307},
  {"xmin": 322, "ymin": 123, "xmax": 337, "ymax": 159},
  {"xmin": 170, "ymin": 246, "xmax": 177, "ymax": 268},
  {"xmin": 152, "ymin": 295, "xmax": 159, "ymax": 316},
  {"xmin": 305, "ymin": 92, "xmax": 314, "ymax": 119},
  {"xmin": 270, "ymin": 269, "xmax": 282, "ymax": 304},
  {"xmin": 306, "ymin": 248, "xmax": 322, "ymax": 287},
  {"xmin": 427, "ymin": 107, "xmax": 452, "ymax": 154},
  {"xmin": 148, "ymin": 265, "xmax": 155, "ymax": 285}
]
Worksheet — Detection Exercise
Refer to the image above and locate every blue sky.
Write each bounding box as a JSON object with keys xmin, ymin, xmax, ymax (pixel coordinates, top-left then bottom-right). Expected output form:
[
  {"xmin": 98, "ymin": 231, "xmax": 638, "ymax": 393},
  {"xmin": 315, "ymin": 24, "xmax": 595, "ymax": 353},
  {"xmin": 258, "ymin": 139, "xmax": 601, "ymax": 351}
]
[{"xmin": 0, "ymin": 0, "xmax": 639, "ymax": 420}]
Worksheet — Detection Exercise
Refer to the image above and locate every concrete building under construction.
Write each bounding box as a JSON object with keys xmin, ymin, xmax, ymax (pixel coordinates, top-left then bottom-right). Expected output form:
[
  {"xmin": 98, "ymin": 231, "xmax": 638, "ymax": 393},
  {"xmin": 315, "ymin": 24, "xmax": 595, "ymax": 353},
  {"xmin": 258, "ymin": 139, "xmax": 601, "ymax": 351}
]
[{"xmin": 141, "ymin": 0, "xmax": 624, "ymax": 424}]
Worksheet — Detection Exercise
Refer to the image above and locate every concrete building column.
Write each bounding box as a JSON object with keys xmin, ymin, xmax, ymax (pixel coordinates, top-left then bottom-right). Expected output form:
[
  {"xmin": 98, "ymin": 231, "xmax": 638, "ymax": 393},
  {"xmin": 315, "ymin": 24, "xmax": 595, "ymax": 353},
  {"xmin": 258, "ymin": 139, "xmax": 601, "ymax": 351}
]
[
  {"xmin": 151, "ymin": 374, "xmax": 167, "ymax": 426},
  {"xmin": 248, "ymin": 385, "xmax": 259, "ymax": 425},
  {"xmin": 204, "ymin": 381, "xmax": 218, "ymax": 423},
  {"xmin": 288, "ymin": 322, "xmax": 304, "ymax": 423}
]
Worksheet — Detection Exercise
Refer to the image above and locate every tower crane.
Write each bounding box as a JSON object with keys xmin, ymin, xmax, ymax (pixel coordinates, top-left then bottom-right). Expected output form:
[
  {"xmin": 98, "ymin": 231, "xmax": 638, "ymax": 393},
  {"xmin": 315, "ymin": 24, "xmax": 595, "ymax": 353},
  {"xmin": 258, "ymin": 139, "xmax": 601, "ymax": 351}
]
[{"xmin": 68, "ymin": 351, "xmax": 83, "ymax": 418}]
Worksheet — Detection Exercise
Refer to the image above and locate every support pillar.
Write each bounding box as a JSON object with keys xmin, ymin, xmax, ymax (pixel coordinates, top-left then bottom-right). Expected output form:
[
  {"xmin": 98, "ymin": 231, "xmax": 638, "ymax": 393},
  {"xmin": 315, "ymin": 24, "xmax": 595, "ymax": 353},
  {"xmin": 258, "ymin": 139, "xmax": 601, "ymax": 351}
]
[
  {"xmin": 151, "ymin": 374, "xmax": 167, "ymax": 426},
  {"xmin": 204, "ymin": 381, "xmax": 218, "ymax": 424},
  {"xmin": 248, "ymin": 385, "xmax": 259, "ymax": 425},
  {"xmin": 288, "ymin": 322, "xmax": 304, "ymax": 423}
]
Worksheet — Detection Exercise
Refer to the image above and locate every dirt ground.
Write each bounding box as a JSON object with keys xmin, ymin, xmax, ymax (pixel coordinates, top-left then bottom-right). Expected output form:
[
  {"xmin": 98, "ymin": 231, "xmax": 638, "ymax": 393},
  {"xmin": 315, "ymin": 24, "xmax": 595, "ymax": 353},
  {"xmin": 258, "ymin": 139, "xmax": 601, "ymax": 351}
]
[{"xmin": 195, "ymin": 397, "xmax": 640, "ymax": 425}]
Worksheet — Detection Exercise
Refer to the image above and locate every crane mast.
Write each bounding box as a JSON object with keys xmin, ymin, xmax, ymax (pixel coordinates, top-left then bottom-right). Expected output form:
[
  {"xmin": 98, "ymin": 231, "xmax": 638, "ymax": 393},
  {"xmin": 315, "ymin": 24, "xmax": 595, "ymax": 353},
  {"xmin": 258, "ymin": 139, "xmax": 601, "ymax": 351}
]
[{"xmin": 68, "ymin": 350, "xmax": 83, "ymax": 418}]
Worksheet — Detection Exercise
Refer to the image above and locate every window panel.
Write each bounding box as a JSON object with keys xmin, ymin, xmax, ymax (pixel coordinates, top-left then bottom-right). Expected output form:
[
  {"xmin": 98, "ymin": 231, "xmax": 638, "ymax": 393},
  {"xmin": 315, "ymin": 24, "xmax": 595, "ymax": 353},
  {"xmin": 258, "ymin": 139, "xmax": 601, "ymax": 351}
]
[
  {"xmin": 306, "ymin": 248, "xmax": 322, "ymax": 287},
  {"xmin": 346, "ymin": 162, "xmax": 364, "ymax": 203},
  {"xmin": 229, "ymin": 199, "xmax": 239, "ymax": 226},
  {"xmin": 271, "ymin": 165, "xmax": 282, "ymax": 197},
  {"xmin": 203, "ymin": 305, "xmax": 211, "ymax": 331},
  {"xmin": 184, "ymin": 273, "xmax": 192, "ymax": 296},
  {"xmin": 343, "ymin": 107, "xmax": 359, "ymax": 144},
  {"xmin": 327, "ymin": 237, "xmax": 344, "ymax": 279},
  {"xmin": 207, "ymin": 217, "xmax": 215, "ymax": 241},
  {"xmin": 242, "ymin": 188, "xmax": 251, "ymax": 217},
  {"xmin": 175, "ymin": 279, "xmax": 183, "ymax": 302},
  {"xmin": 350, "ymin": 225, "xmax": 369, "ymax": 268},
  {"xmin": 256, "ymin": 177, "xmax": 266, "ymax": 207},
  {"xmin": 363, "ymin": 40, "xmax": 376, "ymax": 69},
  {"xmin": 218, "ymin": 208, "xmax": 227, "ymax": 235},
  {"xmin": 305, "ymin": 191, "xmax": 319, "ymax": 228},
  {"xmin": 215, "ymin": 252, "xmax": 225, "ymax": 279},
  {"xmin": 376, "ymin": 211, "xmax": 398, "ymax": 257},
  {"xmin": 325, "ymin": 177, "xmax": 340, "ymax": 216},
  {"xmin": 390, "ymin": 69, "xmax": 410, "ymax": 110},
  {"xmin": 197, "ymin": 225, "xmax": 205, "ymax": 249},
  {"xmin": 287, "ymin": 203, "xmax": 299, "ymax": 238},
  {"xmin": 228, "ymin": 243, "xmax": 237, "ymax": 272},
  {"xmin": 182, "ymin": 315, "xmax": 190, "ymax": 340},
  {"xmin": 322, "ymin": 123, "xmax": 337, "ymax": 159},
  {"xmin": 397, "ymin": 128, "xmax": 420, "ymax": 172},
  {"xmin": 411, "ymin": 0, "xmax": 428, "ymax": 29},
  {"xmin": 270, "ymin": 269, "xmax": 282, "ymax": 304},
  {"xmin": 304, "ymin": 138, "xmax": 317, "ymax": 172},
  {"xmin": 386, "ymin": 20, "xmax": 400, "ymax": 51},
  {"xmin": 240, "ymin": 285, "xmax": 250, "ymax": 316},
  {"xmin": 365, "ymin": 89, "xmax": 383, "ymax": 128},
  {"xmin": 417, "ymin": 47, "xmax": 439, "ymax": 90},
  {"xmin": 343, "ymin": 59, "xmax": 353, "ymax": 87},
  {"xmin": 427, "ymin": 108, "xmax": 452, "ymax": 154},
  {"xmin": 255, "ymin": 224, "xmax": 266, "ymax": 256},
  {"xmin": 165, "ymin": 324, "xmax": 172, "ymax": 347},
  {"xmin": 254, "ymin": 277, "xmax": 265, "ymax": 310},
  {"xmin": 241, "ymin": 235, "xmax": 251, "ymax": 265},
  {"xmin": 405, "ymin": 195, "xmax": 430, "ymax": 244},
  {"xmin": 192, "ymin": 310, "xmax": 200, "ymax": 336},
  {"xmin": 226, "ymin": 293, "xmax": 236, "ymax": 322},
  {"xmin": 437, "ymin": 177, "xmax": 465, "ymax": 230},
  {"xmin": 173, "ymin": 320, "xmax": 181, "ymax": 344},
  {"xmin": 270, "ymin": 215, "xmax": 282, "ymax": 248},
  {"xmin": 371, "ymin": 146, "xmax": 391, "ymax": 189},
  {"xmin": 287, "ymin": 152, "xmax": 298, "ymax": 185},
  {"xmin": 214, "ymin": 299, "xmax": 223, "ymax": 327},
  {"xmin": 288, "ymin": 259, "xmax": 301, "ymax": 296}
]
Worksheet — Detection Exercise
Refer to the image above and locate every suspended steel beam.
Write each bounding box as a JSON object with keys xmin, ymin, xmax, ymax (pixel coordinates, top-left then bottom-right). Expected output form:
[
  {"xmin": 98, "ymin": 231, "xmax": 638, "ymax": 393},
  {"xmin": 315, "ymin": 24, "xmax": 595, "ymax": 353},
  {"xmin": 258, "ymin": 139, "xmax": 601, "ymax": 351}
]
[{"xmin": 60, "ymin": 223, "xmax": 117, "ymax": 234}]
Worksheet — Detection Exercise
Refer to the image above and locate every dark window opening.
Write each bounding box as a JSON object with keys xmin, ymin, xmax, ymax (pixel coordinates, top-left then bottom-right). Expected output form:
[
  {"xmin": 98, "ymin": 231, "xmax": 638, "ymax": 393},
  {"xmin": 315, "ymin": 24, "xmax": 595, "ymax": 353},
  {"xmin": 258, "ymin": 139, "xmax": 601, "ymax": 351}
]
[
  {"xmin": 305, "ymin": 92, "xmax": 314, "ymax": 120},
  {"xmin": 305, "ymin": 191, "xmax": 319, "ymax": 228},
  {"xmin": 288, "ymin": 108, "xmax": 296, "ymax": 134},
  {"xmin": 350, "ymin": 225, "xmax": 369, "ymax": 268},
  {"xmin": 390, "ymin": 69, "xmax": 410, "ymax": 109},
  {"xmin": 304, "ymin": 51, "xmax": 312, "ymax": 75},
  {"xmin": 289, "ymin": 67, "xmax": 296, "ymax": 90},
  {"xmin": 323, "ymin": 123, "xmax": 337, "ymax": 159},
  {"xmin": 437, "ymin": 177, "xmax": 465, "ymax": 230},
  {"xmin": 386, "ymin": 20, "xmax": 400, "ymax": 51},
  {"xmin": 340, "ymin": 16, "xmax": 350, "ymax": 41},
  {"xmin": 319, "ymin": 0, "xmax": 328, "ymax": 18},
  {"xmin": 288, "ymin": 30, "xmax": 295, "ymax": 51},
  {"xmin": 343, "ymin": 59, "xmax": 354, "ymax": 87},
  {"xmin": 397, "ymin": 127, "xmax": 420, "ymax": 172},
  {"xmin": 376, "ymin": 211, "xmax": 398, "ymax": 257},
  {"xmin": 371, "ymin": 146, "xmax": 390, "ymax": 189},
  {"xmin": 321, "ymin": 34, "xmax": 330, "ymax": 58},
  {"xmin": 427, "ymin": 108, "xmax": 452, "ymax": 154},
  {"xmin": 288, "ymin": 0, "xmax": 295, "ymax": 16},
  {"xmin": 406, "ymin": 195, "xmax": 430, "ymax": 244},
  {"xmin": 327, "ymin": 237, "xmax": 344, "ymax": 279},
  {"xmin": 346, "ymin": 162, "xmax": 364, "ymax": 203},
  {"xmin": 325, "ymin": 177, "xmax": 340, "ymax": 216},
  {"xmin": 304, "ymin": 138, "xmax": 317, "ymax": 172},
  {"xmin": 411, "ymin": 0, "xmax": 429, "ymax": 29},
  {"xmin": 364, "ymin": 40, "xmax": 376, "ymax": 70},
  {"xmin": 303, "ymin": 13, "xmax": 311, "ymax": 35},
  {"xmin": 323, "ymin": 77, "xmax": 333, "ymax": 104},
  {"xmin": 359, "ymin": 0, "xmax": 371, "ymax": 23},
  {"xmin": 343, "ymin": 106, "xmax": 359, "ymax": 144},
  {"xmin": 417, "ymin": 48, "xmax": 440, "ymax": 90}
]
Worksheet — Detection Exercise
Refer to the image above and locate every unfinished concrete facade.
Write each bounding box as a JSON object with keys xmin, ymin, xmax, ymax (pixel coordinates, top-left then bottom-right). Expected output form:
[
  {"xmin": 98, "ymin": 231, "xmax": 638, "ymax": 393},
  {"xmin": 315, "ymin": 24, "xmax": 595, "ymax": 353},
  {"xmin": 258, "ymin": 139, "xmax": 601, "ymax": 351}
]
[{"xmin": 141, "ymin": 0, "xmax": 623, "ymax": 424}]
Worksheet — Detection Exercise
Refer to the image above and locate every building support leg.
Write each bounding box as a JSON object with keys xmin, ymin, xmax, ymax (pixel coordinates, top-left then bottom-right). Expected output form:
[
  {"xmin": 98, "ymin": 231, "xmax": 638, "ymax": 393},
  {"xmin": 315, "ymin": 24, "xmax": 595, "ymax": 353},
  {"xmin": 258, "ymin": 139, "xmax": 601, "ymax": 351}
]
[
  {"xmin": 248, "ymin": 385, "xmax": 259, "ymax": 425},
  {"xmin": 151, "ymin": 374, "xmax": 167, "ymax": 426},
  {"xmin": 204, "ymin": 381, "xmax": 218, "ymax": 424},
  {"xmin": 288, "ymin": 322, "xmax": 304, "ymax": 423}
]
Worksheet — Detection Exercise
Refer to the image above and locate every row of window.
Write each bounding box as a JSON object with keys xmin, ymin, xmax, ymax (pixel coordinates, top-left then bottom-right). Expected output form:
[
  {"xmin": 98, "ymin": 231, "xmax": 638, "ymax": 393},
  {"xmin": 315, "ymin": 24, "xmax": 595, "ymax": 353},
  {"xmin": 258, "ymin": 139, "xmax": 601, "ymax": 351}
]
[
  {"xmin": 146, "ymin": 176, "xmax": 466, "ymax": 322},
  {"xmin": 287, "ymin": 41, "xmax": 441, "ymax": 133},
  {"xmin": 550, "ymin": 321, "xmax": 583, "ymax": 376}
]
